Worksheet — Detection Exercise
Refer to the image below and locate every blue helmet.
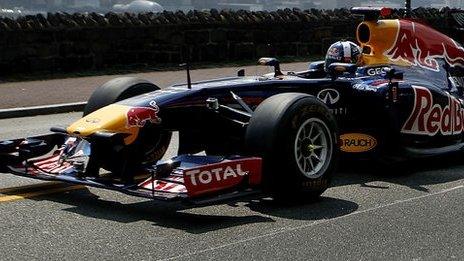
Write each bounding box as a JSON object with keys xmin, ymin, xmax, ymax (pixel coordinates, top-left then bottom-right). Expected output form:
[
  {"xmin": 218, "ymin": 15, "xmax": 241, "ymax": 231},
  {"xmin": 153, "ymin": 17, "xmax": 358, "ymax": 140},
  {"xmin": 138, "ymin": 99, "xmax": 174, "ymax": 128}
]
[{"xmin": 325, "ymin": 41, "xmax": 362, "ymax": 71}]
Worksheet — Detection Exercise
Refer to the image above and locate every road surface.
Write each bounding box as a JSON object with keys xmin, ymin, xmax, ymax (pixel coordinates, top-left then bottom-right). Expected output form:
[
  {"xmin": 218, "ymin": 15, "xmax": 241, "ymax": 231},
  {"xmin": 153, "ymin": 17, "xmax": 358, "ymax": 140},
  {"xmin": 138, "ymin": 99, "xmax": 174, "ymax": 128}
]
[
  {"xmin": 0, "ymin": 62, "xmax": 308, "ymax": 109},
  {"xmin": 1, "ymin": 113, "xmax": 464, "ymax": 260}
]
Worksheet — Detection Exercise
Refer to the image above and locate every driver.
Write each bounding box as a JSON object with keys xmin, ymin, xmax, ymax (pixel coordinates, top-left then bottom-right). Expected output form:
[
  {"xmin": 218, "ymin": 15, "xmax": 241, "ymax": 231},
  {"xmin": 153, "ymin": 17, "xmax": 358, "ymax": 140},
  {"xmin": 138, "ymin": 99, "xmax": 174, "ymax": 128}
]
[{"xmin": 324, "ymin": 41, "xmax": 362, "ymax": 71}]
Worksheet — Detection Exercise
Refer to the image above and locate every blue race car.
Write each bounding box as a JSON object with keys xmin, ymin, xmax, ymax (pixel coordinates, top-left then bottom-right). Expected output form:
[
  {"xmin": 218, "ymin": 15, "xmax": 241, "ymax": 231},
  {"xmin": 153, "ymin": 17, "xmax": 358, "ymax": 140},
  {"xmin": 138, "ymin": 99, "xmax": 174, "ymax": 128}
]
[{"xmin": 1, "ymin": 7, "xmax": 463, "ymax": 205}]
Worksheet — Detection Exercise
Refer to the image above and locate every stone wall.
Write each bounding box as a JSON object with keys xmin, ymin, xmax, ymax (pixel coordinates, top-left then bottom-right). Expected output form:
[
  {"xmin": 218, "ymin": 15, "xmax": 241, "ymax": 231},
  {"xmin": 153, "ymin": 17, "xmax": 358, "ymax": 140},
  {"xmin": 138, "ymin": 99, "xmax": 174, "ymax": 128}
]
[{"xmin": 0, "ymin": 8, "xmax": 459, "ymax": 75}]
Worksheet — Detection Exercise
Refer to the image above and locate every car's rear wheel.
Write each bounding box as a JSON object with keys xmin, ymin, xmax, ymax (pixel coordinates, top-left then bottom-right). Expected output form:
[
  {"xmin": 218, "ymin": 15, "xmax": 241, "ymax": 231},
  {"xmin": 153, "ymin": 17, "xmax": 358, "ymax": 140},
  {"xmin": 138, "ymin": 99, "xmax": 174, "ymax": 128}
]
[
  {"xmin": 246, "ymin": 93, "xmax": 339, "ymax": 200},
  {"xmin": 84, "ymin": 77, "xmax": 171, "ymax": 175}
]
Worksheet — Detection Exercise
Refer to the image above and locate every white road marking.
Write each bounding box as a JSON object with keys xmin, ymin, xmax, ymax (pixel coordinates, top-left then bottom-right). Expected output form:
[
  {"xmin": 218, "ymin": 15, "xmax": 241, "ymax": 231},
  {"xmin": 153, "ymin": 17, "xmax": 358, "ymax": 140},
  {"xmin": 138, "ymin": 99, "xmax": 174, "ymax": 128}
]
[{"xmin": 161, "ymin": 185, "xmax": 464, "ymax": 260}]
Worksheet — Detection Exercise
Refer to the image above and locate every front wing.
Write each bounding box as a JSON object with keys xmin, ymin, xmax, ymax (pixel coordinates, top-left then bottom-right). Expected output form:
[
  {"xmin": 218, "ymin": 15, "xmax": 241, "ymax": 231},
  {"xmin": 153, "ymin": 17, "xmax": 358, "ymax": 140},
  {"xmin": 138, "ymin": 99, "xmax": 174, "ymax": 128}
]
[{"xmin": 0, "ymin": 134, "xmax": 263, "ymax": 205}]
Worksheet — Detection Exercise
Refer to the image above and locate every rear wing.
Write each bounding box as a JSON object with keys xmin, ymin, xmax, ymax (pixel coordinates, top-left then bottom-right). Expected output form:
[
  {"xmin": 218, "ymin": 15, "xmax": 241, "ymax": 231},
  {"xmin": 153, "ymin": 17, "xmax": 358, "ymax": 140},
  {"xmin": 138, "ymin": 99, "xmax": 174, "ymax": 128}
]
[{"xmin": 351, "ymin": 7, "xmax": 393, "ymax": 21}]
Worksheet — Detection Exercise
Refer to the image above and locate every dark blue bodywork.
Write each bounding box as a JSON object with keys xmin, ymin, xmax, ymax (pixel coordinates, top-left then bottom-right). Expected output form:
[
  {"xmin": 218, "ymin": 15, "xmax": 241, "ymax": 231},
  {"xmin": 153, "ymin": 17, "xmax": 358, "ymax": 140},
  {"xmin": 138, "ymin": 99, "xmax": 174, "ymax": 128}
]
[{"xmin": 115, "ymin": 61, "xmax": 464, "ymax": 159}]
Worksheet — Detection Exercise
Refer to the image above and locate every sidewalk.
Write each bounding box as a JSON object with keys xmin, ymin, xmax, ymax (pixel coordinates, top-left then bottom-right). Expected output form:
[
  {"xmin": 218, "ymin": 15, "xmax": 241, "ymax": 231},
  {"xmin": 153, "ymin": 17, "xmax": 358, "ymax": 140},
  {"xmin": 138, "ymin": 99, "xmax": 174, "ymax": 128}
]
[{"xmin": 0, "ymin": 62, "xmax": 308, "ymax": 109}]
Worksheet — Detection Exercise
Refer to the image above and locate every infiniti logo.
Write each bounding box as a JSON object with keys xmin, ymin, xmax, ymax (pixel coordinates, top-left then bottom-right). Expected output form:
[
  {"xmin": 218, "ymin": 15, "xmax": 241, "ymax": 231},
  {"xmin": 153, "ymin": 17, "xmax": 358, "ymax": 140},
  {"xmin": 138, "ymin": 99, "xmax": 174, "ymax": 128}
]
[
  {"xmin": 317, "ymin": 89, "xmax": 340, "ymax": 105},
  {"xmin": 85, "ymin": 118, "xmax": 100, "ymax": 124}
]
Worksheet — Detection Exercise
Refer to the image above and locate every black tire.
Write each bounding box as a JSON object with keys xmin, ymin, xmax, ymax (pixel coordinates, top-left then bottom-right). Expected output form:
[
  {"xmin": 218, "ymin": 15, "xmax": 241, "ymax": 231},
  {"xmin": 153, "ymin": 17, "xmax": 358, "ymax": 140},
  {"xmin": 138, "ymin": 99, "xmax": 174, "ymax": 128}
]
[
  {"xmin": 84, "ymin": 77, "xmax": 171, "ymax": 172},
  {"xmin": 246, "ymin": 93, "xmax": 339, "ymax": 200},
  {"xmin": 84, "ymin": 77, "xmax": 160, "ymax": 116}
]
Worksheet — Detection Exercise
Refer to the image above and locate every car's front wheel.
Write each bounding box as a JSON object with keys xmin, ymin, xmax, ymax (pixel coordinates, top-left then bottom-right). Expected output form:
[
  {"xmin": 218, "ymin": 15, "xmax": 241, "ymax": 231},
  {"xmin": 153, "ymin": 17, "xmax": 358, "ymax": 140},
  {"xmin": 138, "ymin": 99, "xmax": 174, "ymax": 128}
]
[
  {"xmin": 84, "ymin": 77, "xmax": 171, "ymax": 178},
  {"xmin": 246, "ymin": 93, "xmax": 339, "ymax": 200}
]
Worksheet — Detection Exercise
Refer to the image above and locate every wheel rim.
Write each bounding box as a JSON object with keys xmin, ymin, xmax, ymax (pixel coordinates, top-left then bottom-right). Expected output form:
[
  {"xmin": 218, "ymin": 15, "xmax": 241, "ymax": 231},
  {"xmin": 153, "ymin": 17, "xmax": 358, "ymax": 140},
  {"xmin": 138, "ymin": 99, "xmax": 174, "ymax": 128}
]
[{"xmin": 294, "ymin": 118, "xmax": 333, "ymax": 178}]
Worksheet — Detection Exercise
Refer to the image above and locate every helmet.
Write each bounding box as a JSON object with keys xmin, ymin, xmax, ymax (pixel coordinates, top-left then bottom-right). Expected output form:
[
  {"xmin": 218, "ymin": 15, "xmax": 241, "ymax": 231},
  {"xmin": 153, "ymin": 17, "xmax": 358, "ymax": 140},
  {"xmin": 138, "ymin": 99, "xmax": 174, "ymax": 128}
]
[{"xmin": 325, "ymin": 41, "xmax": 362, "ymax": 71}]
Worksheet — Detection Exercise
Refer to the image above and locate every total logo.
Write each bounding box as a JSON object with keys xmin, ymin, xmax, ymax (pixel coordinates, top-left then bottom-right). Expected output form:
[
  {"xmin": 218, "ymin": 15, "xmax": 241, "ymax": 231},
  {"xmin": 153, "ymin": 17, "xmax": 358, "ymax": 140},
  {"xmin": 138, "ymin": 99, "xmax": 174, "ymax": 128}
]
[
  {"xmin": 182, "ymin": 158, "xmax": 262, "ymax": 197},
  {"xmin": 317, "ymin": 88, "xmax": 340, "ymax": 105},
  {"xmin": 185, "ymin": 164, "xmax": 248, "ymax": 186},
  {"xmin": 402, "ymin": 86, "xmax": 464, "ymax": 136}
]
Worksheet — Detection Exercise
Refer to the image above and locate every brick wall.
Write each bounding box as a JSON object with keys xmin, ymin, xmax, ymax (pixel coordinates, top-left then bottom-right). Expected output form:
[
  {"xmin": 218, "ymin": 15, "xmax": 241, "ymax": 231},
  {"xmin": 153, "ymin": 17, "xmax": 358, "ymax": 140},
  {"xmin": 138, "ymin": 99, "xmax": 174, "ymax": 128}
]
[{"xmin": 0, "ymin": 7, "xmax": 459, "ymax": 75}]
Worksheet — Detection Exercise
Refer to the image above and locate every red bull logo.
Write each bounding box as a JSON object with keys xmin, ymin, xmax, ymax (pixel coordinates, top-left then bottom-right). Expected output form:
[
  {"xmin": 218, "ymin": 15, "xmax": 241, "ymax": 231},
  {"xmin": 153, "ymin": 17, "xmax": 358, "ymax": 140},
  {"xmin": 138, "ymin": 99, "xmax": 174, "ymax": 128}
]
[
  {"xmin": 126, "ymin": 106, "xmax": 161, "ymax": 128},
  {"xmin": 402, "ymin": 86, "xmax": 464, "ymax": 136},
  {"xmin": 386, "ymin": 20, "xmax": 464, "ymax": 72}
]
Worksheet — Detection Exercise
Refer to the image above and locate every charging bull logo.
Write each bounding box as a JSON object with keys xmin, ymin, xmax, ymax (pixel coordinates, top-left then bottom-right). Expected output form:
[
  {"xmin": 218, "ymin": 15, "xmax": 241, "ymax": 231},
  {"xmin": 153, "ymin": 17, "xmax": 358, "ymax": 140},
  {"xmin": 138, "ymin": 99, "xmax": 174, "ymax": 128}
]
[
  {"xmin": 126, "ymin": 106, "xmax": 161, "ymax": 128},
  {"xmin": 386, "ymin": 20, "xmax": 464, "ymax": 72},
  {"xmin": 402, "ymin": 86, "xmax": 464, "ymax": 136}
]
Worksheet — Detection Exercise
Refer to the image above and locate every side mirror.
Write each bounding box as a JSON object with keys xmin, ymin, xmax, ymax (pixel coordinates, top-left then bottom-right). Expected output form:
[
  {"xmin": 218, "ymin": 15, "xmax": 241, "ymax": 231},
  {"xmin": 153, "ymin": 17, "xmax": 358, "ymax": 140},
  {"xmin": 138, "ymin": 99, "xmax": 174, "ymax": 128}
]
[
  {"xmin": 258, "ymin": 57, "xmax": 283, "ymax": 77},
  {"xmin": 327, "ymin": 63, "xmax": 358, "ymax": 79},
  {"xmin": 237, "ymin": 68, "xmax": 245, "ymax": 77},
  {"xmin": 258, "ymin": 57, "xmax": 279, "ymax": 67},
  {"xmin": 308, "ymin": 61, "xmax": 325, "ymax": 71}
]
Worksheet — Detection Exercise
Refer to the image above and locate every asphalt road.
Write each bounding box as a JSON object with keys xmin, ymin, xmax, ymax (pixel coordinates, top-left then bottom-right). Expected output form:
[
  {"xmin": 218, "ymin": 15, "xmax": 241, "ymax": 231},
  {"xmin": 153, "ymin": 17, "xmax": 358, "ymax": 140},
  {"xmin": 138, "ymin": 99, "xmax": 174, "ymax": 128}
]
[{"xmin": 2, "ymin": 113, "xmax": 464, "ymax": 260}]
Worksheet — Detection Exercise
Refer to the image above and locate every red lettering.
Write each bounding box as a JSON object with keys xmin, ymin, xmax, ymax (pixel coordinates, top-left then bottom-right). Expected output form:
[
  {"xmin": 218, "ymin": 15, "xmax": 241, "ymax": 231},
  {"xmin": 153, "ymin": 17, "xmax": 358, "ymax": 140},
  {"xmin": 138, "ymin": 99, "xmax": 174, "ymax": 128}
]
[
  {"xmin": 403, "ymin": 87, "xmax": 432, "ymax": 132},
  {"xmin": 441, "ymin": 96, "xmax": 452, "ymax": 134},
  {"xmin": 461, "ymin": 108, "xmax": 464, "ymax": 134},
  {"xmin": 454, "ymin": 98, "xmax": 464, "ymax": 134},
  {"xmin": 426, "ymin": 105, "xmax": 441, "ymax": 134},
  {"xmin": 402, "ymin": 86, "xmax": 464, "ymax": 136}
]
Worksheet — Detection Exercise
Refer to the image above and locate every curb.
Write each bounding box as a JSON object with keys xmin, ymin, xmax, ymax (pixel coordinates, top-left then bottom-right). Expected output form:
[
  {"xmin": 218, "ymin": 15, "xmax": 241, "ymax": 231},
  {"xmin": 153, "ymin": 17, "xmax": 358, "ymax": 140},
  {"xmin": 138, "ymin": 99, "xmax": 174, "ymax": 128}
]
[{"xmin": 0, "ymin": 102, "xmax": 86, "ymax": 119}]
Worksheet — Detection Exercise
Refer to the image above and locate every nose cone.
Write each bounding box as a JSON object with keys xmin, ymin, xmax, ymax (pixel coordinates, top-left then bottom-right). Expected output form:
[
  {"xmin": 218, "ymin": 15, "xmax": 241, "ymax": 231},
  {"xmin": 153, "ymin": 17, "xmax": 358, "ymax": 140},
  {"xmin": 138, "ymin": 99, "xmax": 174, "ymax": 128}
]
[{"xmin": 67, "ymin": 104, "xmax": 140, "ymax": 144}]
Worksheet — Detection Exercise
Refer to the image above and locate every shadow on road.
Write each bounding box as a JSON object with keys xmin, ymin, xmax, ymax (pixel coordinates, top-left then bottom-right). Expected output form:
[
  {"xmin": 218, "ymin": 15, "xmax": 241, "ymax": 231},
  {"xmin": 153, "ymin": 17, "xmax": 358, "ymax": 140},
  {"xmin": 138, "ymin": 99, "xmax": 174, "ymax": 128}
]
[
  {"xmin": 29, "ymin": 188, "xmax": 358, "ymax": 234},
  {"xmin": 14, "ymin": 153, "xmax": 464, "ymax": 233},
  {"xmin": 245, "ymin": 197, "xmax": 359, "ymax": 221},
  {"xmin": 335, "ymin": 153, "xmax": 464, "ymax": 192},
  {"xmin": 45, "ymin": 190, "xmax": 273, "ymax": 233}
]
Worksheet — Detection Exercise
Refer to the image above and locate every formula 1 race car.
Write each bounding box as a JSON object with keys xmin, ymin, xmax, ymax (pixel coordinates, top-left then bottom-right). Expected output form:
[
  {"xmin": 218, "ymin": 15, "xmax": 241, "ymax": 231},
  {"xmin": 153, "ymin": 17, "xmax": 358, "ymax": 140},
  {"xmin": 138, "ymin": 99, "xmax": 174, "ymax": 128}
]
[{"xmin": 1, "ymin": 7, "xmax": 464, "ymax": 205}]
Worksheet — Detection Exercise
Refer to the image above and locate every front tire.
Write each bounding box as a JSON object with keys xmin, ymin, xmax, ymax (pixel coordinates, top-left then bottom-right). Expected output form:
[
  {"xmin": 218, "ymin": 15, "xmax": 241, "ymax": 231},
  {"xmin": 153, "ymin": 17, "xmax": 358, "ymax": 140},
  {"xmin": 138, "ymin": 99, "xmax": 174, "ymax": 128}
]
[
  {"xmin": 246, "ymin": 93, "xmax": 339, "ymax": 200},
  {"xmin": 84, "ymin": 77, "xmax": 171, "ymax": 176},
  {"xmin": 84, "ymin": 77, "xmax": 161, "ymax": 116}
]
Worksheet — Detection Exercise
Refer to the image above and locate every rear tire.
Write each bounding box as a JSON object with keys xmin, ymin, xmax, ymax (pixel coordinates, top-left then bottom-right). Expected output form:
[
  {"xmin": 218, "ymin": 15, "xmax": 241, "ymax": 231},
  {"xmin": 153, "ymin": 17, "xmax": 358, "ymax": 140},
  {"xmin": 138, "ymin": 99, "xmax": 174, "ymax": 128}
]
[{"xmin": 246, "ymin": 93, "xmax": 339, "ymax": 200}]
